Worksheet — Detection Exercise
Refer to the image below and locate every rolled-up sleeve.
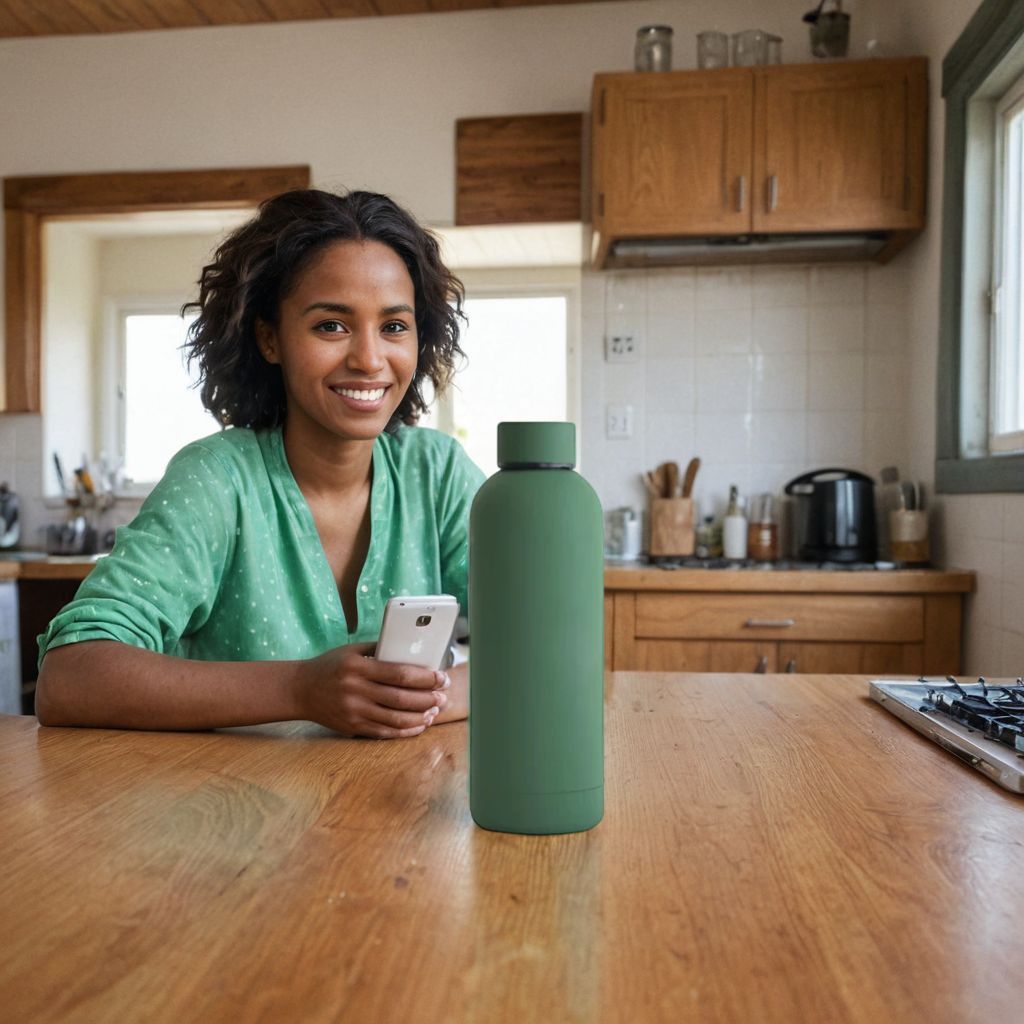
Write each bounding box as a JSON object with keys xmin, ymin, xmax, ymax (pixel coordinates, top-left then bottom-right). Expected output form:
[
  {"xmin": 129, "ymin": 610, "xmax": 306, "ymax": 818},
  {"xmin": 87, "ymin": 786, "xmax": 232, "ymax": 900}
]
[
  {"xmin": 437, "ymin": 441, "xmax": 486, "ymax": 624},
  {"xmin": 37, "ymin": 444, "xmax": 237, "ymax": 667}
]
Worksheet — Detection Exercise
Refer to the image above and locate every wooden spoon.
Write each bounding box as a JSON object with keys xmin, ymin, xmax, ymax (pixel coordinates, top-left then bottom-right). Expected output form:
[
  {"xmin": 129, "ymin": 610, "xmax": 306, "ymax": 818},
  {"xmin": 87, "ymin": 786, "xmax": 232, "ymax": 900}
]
[
  {"xmin": 681, "ymin": 457, "xmax": 701, "ymax": 498},
  {"xmin": 664, "ymin": 462, "xmax": 680, "ymax": 498}
]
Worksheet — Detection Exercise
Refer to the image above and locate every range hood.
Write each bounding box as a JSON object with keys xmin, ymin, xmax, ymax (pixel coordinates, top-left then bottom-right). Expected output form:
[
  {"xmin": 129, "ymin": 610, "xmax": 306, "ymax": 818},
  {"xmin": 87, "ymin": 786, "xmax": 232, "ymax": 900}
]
[{"xmin": 597, "ymin": 231, "xmax": 901, "ymax": 269}]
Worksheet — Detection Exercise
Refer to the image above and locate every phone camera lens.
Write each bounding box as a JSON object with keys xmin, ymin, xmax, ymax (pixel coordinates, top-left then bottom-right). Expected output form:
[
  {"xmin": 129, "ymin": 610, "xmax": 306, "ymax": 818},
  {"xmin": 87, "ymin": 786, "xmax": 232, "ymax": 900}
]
[{"xmin": 416, "ymin": 615, "xmax": 432, "ymax": 627}]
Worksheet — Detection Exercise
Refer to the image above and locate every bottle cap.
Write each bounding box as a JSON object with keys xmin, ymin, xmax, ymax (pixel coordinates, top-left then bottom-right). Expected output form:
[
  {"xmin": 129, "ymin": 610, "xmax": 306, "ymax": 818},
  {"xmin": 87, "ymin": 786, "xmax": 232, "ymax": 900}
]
[{"xmin": 497, "ymin": 422, "xmax": 575, "ymax": 468}]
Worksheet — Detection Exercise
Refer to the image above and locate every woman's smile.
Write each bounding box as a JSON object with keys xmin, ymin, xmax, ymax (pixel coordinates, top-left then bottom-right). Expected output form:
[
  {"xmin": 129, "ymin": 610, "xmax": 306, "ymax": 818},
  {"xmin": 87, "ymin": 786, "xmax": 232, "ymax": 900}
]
[{"xmin": 256, "ymin": 238, "xmax": 419, "ymax": 444}]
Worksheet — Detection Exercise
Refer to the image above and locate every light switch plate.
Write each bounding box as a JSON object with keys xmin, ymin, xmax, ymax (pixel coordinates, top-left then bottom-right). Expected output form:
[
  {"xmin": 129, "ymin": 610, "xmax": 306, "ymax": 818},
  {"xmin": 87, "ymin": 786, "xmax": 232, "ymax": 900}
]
[
  {"xmin": 605, "ymin": 333, "xmax": 639, "ymax": 362},
  {"xmin": 606, "ymin": 403, "xmax": 633, "ymax": 439}
]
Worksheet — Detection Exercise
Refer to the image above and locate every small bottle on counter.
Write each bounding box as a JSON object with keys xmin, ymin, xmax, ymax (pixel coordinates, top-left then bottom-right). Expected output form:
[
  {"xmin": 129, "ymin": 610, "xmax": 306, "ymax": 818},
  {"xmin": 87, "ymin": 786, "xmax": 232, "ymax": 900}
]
[
  {"xmin": 747, "ymin": 493, "xmax": 779, "ymax": 562},
  {"xmin": 722, "ymin": 485, "xmax": 748, "ymax": 560}
]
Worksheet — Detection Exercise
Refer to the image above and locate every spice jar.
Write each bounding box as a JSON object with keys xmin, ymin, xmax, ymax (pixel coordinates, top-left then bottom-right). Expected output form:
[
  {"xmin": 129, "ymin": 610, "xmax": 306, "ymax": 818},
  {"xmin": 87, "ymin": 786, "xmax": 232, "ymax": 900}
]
[{"xmin": 635, "ymin": 25, "xmax": 673, "ymax": 72}]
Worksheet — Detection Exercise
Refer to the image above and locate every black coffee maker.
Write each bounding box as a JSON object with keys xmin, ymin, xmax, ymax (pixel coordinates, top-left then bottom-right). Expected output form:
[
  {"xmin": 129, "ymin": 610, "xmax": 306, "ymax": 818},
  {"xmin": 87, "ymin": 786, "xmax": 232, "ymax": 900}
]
[{"xmin": 784, "ymin": 468, "xmax": 877, "ymax": 563}]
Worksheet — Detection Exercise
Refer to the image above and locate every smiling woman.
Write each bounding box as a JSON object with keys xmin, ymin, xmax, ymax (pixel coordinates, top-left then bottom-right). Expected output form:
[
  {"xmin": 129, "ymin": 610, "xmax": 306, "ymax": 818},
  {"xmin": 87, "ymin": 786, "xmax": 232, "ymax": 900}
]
[{"xmin": 34, "ymin": 189, "xmax": 485, "ymax": 741}]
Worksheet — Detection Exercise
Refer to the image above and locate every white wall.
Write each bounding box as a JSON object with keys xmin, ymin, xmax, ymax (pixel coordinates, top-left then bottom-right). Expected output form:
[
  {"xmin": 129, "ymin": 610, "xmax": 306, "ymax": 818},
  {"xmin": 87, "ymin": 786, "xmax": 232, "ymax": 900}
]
[
  {"xmin": 898, "ymin": 0, "xmax": 1024, "ymax": 675},
  {"xmin": 41, "ymin": 223, "xmax": 98, "ymax": 502}
]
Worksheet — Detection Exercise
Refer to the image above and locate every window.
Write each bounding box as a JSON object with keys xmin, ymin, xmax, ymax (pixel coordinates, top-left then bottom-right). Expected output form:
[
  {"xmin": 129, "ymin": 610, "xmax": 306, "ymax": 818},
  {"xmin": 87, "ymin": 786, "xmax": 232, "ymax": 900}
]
[
  {"xmin": 991, "ymin": 70, "xmax": 1024, "ymax": 453},
  {"xmin": 936, "ymin": 0, "xmax": 1024, "ymax": 492},
  {"xmin": 421, "ymin": 272, "xmax": 579, "ymax": 477},
  {"xmin": 116, "ymin": 310, "xmax": 219, "ymax": 486}
]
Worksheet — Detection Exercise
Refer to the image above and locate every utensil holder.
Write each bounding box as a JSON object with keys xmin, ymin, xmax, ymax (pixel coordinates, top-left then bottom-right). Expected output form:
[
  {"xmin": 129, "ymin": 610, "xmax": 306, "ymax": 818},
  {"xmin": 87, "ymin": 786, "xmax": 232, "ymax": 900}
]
[{"xmin": 649, "ymin": 498, "xmax": 695, "ymax": 557}]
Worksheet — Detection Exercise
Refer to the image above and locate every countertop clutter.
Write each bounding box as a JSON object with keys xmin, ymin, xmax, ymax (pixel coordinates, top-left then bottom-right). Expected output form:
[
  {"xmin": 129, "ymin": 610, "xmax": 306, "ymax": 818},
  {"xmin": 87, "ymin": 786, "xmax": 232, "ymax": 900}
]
[{"xmin": 2, "ymin": 673, "xmax": 1021, "ymax": 1022}]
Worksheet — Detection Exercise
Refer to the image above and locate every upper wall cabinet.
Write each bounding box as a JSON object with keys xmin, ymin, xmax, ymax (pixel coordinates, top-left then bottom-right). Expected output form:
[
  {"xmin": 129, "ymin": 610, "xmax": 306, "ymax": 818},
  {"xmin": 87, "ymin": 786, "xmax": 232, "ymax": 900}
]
[{"xmin": 590, "ymin": 57, "xmax": 928, "ymax": 269}]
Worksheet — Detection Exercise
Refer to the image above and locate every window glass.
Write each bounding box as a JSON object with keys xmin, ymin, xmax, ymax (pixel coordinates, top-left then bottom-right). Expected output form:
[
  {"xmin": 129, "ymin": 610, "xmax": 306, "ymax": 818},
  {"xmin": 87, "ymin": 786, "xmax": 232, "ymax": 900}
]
[
  {"xmin": 122, "ymin": 312, "xmax": 218, "ymax": 483},
  {"xmin": 991, "ymin": 78, "xmax": 1024, "ymax": 452},
  {"xmin": 446, "ymin": 296, "xmax": 568, "ymax": 476}
]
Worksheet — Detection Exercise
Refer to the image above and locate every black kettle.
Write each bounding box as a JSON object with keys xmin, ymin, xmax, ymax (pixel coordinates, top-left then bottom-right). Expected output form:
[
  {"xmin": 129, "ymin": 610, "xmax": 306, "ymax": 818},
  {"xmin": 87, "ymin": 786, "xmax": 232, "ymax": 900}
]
[{"xmin": 784, "ymin": 468, "xmax": 876, "ymax": 563}]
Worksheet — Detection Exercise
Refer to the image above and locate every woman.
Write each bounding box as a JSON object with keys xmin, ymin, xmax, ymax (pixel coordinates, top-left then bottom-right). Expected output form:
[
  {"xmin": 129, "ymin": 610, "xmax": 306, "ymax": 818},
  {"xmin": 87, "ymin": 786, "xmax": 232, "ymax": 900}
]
[{"xmin": 36, "ymin": 189, "xmax": 485, "ymax": 739}]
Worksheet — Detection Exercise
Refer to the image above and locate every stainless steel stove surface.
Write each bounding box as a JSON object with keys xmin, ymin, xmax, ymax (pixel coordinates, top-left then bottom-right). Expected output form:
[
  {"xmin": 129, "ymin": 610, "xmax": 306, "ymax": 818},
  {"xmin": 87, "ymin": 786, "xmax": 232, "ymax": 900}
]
[{"xmin": 870, "ymin": 677, "xmax": 1024, "ymax": 794}]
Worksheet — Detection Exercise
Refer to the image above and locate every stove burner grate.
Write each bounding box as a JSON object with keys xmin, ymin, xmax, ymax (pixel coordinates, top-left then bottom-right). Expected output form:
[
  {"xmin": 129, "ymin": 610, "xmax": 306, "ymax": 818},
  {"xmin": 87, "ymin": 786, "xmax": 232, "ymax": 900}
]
[{"xmin": 925, "ymin": 677, "xmax": 1024, "ymax": 753}]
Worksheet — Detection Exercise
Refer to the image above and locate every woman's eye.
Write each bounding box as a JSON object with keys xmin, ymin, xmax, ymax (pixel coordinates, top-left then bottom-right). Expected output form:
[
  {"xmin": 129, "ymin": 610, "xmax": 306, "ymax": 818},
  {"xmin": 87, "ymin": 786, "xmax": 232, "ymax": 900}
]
[
  {"xmin": 314, "ymin": 319, "xmax": 346, "ymax": 334},
  {"xmin": 382, "ymin": 320, "xmax": 410, "ymax": 334}
]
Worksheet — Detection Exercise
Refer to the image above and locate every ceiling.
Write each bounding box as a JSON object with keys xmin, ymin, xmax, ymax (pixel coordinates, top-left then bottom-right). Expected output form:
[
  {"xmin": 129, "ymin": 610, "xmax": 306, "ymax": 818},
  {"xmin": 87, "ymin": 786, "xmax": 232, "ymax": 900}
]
[{"xmin": 0, "ymin": 0, "xmax": 622, "ymax": 39}]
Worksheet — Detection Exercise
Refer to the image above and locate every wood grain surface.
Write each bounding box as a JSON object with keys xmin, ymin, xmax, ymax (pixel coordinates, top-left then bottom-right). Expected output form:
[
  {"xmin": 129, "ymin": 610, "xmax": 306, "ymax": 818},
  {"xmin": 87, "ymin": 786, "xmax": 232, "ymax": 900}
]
[
  {"xmin": 455, "ymin": 113, "xmax": 583, "ymax": 225},
  {"xmin": 603, "ymin": 564, "xmax": 975, "ymax": 594},
  {"xmin": 0, "ymin": 1, "xmax": 622, "ymax": 38},
  {"xmin": 3, "ymin": 165, "xmax": 310, "ymax": 414},
  {"xmin": 2, "ymin": 673, "xmax": 1021, "ymax": 1023}
]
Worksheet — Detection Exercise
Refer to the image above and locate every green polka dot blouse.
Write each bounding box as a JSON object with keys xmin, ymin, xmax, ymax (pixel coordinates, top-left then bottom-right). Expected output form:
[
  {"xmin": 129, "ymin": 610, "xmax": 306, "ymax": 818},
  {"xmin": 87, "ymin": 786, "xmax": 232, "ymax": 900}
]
[{"xmin": 37, "ymin": 425, "xmax": 486, "ymax": 666}]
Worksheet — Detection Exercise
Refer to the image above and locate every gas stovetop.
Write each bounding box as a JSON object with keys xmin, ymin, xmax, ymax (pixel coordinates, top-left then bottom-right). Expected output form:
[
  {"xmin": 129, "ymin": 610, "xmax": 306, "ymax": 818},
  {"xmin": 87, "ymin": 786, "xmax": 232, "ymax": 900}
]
[
  {"xmin": 870, "ymin": 677, "xmax": 1024, "ymax": 793},
  {"xmin": 648, "ymin": 557, "xmax": 897, "ymax": 571}
]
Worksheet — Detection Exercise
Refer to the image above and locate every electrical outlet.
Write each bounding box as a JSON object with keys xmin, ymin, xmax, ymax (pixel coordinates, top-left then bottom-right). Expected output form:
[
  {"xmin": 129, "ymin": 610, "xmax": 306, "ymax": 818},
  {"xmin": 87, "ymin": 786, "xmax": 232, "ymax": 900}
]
[
  {"xmin": 606, "ymin": 403, "xmax": 633, "ymax": 439},
  {"xmin": 605, "ymin": 333, "xmax": 639, "ymax": 363}
]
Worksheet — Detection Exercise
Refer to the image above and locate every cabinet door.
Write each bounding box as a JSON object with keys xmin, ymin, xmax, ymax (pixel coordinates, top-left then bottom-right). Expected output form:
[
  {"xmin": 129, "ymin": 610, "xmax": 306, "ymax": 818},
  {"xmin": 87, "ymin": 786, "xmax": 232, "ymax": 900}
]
[
  {"xmin": 753, "ymin": 58, "xmax": 926, "ymax": 233},
  {"xmin": 594, "ymin": 69, "xmax": 753, "ymax": 239}
]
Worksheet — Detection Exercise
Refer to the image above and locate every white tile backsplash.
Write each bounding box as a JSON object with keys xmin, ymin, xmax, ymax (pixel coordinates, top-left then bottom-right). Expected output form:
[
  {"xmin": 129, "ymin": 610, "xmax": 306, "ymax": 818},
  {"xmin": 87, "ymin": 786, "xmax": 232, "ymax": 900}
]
[
  {"xmin": 933, "ymin": 491, "xmax": 1024, "ymax": 673},
  {"xmin": 583, "ymin": 261, "xmax": 911, "ymax": 531},
  {"xmin": 695, "ymin": 307, "xmax": 752, "ymax": 355},
  {"xmin": 808, "ymin": 304, "xmax": 865, "ymax": 352},
  {"xmin": 753, "ymin": 306, "xmax": 808, "ymax": 355},
  {"xmin": 807, "ymin": 352, "xmax": 865, "ymax": 411},
  {"xmin": 809, "ymin": 264, "xmax": 867, "ymax": 305},
  {"xmin": 696, "ymin": 355, "xmax": 753, "ymax": 413},
  {"xmin": 805, "ymin": 410, "xmax": 865, "ymax": 465},
  {"xmin": 646, "ymin": 356, "xmax": 695, "ymax": 416},
  {"xmin": 752, "ymin": 353, "xmax": 807, "ymax": 412},
  {"xmin": 696, "ymin": 267, "xmax": 753, "ymax": 310},
  {"xmin": 752, "ymin": 266, "xmax": 810, "ymax": 308}
]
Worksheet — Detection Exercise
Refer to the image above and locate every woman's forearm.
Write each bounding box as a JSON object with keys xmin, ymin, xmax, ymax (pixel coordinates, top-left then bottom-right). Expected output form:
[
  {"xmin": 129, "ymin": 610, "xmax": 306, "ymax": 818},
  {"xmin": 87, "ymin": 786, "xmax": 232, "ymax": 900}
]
[{"xmin": 35, "ymin": 640, "xmax": 304, "ymax": 731}]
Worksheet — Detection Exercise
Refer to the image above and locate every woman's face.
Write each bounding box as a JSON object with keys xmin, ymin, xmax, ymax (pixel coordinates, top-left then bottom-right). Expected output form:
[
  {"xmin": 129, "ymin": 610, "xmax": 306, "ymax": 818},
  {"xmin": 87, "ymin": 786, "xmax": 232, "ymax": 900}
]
[{"xmin": 256, "ymin": 239, "xmax": 418, "ymax": 445}]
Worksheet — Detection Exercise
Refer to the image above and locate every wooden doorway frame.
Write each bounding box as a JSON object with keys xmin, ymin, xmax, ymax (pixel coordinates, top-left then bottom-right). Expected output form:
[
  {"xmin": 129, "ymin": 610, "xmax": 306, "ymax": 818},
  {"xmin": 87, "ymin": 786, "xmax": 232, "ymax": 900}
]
[{"xmin": 2, "ymin": 165, "xmax": 310, "ymax": 413}]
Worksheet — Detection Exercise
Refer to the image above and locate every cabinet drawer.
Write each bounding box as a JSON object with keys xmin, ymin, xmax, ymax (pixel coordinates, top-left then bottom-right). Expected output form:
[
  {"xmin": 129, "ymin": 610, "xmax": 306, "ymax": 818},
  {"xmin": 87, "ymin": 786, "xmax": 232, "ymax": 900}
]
[{"xmin": 634, "ymin": 593, "xmax": 924, "ymax": 643}]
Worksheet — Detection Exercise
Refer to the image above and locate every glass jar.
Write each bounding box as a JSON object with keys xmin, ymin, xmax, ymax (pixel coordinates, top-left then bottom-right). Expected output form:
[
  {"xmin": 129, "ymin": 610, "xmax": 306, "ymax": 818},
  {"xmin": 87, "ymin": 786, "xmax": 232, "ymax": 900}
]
[
  {"xmin": 747, "ymin": 493, "xmax": 779, "ymax": 562},
  {"xmin": 697, "ymin": 31, "xmax": 729, "ymax": 69},
  {"xmin": 731, "ymin": 29, "xmax": 768, "ymax": 66},
  {"xmin": 765, "ymin": 34, "xmax": 783, "ymax": 64},
  {"xmin": 635, "ymin": 25, "xmax": 673, "ymax": 72}
]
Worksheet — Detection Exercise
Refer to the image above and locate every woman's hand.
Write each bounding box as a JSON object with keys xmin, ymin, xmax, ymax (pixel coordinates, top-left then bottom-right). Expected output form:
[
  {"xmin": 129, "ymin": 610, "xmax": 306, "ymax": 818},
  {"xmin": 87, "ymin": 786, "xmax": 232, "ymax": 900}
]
[{"xmin": 294, "ymin": 643, "xmax": 451, "ymax": 739}]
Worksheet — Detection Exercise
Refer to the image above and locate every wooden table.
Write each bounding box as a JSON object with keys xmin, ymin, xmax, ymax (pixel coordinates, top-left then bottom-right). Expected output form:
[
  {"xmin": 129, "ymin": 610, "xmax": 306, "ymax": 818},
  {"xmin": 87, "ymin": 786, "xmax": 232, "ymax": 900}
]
[{"xmin": 2, "ymin": 673, "xmax": 1021, "ymax": 1023}]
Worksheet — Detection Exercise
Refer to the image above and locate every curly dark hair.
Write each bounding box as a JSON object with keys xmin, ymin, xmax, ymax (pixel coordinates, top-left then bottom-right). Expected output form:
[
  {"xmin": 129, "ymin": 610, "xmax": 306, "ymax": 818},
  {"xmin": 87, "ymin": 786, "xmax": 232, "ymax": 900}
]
[{"xmin": 182, "ymin": 188, "xmax": 466, "ymax": 432}]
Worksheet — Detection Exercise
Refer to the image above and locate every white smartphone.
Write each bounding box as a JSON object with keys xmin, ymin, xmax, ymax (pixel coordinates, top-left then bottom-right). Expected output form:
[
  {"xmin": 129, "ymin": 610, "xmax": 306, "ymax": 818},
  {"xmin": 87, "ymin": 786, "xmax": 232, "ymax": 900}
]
[{"xmin": 374, "ymin": 595, "xmax": 459, "ymax": 670}]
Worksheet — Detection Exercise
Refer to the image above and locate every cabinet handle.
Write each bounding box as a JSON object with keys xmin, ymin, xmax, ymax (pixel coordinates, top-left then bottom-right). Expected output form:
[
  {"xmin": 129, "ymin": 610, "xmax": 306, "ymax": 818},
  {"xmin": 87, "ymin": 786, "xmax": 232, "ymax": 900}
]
[
  {"xmin": 744, "ymin": 618, "xmax": 795, "ymax": 628},
  {"xmin": 785, "ymin": 658, "xmax": 797, "ymax": 673},
  {"xmin": 767, "ymin": 174, "xmax": 778, "ymax": 212},
  {"xmin": 755, "ymin": 655, "xmax": 769, "ymax": 673},
  {"xmin": 736, "ymin": 175, "xmax": 746, "ymax": 212}
]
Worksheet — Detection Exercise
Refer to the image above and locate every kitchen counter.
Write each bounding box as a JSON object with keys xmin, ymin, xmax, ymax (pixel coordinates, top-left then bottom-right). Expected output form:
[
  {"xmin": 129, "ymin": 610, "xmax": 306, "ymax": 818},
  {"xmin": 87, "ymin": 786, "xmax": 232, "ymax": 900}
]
[
  {"xmin": 2, "ymin": 672, "xmax": 1020, "ymax": 1023},
  {"xmin": 604, "ymin": 560, "xmax": 975, "ymax": 593},
  {"xmin": 0, "ymin": 555, "xmax": 980, "ymax": 591},
  {"xmin": 0, "ymin": 554, "xmax": 102, "ymax": 581}
]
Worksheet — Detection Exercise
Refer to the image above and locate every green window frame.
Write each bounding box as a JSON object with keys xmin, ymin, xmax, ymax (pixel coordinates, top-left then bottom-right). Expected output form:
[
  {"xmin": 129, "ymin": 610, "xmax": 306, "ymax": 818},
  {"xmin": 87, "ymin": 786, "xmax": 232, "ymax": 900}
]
[{"xmin": 936, "ymin": 0, "xmax": 1024, "ymax": 492}]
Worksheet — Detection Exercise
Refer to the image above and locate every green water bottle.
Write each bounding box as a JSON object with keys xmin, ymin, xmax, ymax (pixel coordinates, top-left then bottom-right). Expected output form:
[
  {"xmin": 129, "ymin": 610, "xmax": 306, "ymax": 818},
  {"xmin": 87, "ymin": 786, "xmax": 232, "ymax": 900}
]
[{"xmin": 469, "ymin": 422, "xmax": 604, "ymax": 835}]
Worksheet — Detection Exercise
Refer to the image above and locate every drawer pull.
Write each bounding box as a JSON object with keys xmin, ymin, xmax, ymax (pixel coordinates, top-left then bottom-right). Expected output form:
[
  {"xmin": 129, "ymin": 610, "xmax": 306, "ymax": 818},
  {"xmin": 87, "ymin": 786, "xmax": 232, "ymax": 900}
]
[{"xmin": 744, "ymin": 618, "xmax": 795, "ymax": 628}]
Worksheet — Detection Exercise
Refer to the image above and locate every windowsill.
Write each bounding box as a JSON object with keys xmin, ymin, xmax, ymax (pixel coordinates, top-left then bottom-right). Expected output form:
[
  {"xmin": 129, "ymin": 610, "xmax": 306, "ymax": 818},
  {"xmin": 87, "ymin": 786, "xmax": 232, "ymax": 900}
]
[{"xmin": 935, "ymin": 452, "xmax": 1024, "ymax": 493}]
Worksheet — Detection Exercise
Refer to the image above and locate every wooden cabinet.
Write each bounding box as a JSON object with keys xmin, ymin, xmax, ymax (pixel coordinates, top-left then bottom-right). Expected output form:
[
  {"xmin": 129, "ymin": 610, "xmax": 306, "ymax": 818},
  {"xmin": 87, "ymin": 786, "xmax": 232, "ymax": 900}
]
[
  {"xmin": 604, "ymin": 568, "xmax": 973, "ymax": 676},
  {"xmin": 591, "ymin": 57, "xmax": 927, "ymax": 268}
]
